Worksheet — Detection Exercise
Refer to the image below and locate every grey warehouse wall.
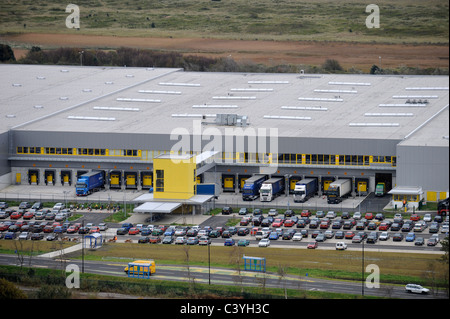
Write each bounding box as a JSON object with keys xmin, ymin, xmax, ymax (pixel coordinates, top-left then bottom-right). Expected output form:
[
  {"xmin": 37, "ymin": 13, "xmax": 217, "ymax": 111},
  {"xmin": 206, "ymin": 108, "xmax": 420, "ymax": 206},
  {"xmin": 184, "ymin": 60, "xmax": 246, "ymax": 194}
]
[
  {"xmin": 11, "ymin": 130, "xmax": 401, "ymax": 157},
  {"xmin": 396, "ymin": 144, "xmax": 449, "ymax": 191}
]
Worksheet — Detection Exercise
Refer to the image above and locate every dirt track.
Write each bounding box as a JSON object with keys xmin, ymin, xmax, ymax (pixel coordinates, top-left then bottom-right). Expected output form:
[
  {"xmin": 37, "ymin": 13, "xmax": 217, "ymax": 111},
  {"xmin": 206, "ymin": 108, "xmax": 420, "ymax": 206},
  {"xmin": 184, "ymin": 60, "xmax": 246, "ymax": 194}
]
[{"xmin": 3, "ymin": 33, "xmax": 448, "ymax": 71}]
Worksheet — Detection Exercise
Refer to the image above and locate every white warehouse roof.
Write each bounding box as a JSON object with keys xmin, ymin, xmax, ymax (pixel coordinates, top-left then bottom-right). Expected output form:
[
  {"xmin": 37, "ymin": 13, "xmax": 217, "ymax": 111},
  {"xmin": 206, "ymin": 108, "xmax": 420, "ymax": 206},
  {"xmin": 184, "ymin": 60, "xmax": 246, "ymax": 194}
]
[{"xmin": 1, "ymin": 64, "xmax": 448, "ymax": 145}]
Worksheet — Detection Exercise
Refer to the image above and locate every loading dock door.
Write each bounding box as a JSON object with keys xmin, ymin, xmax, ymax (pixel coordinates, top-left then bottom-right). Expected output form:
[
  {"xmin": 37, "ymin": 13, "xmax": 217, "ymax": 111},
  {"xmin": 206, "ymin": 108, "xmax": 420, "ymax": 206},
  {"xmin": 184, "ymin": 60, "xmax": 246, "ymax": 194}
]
[
  {"xmin": 110, "ymin": 175, "xmax": 120, "ymax": 188},
  {"xmin": 142, "ymin": 174, "xmax": 153, "ymax": 189},
  {"xmin": 29, "ymin": 172, "xmax": 38, "ymax": 184},
  {"xmin": 222, "ymin": 175, "xmax": 235, "ymax": 192},
  {"xmin": 125, "ymin": 172, "xmax": 137, "ymax": 188},
  {"xmin": 45, "ymin": 170, "xmax": 55, "ymax": 185},
  {"xmin": 323, "ymin": 180, "xmax": 333, "ymax": 193},
  {"xmin": 357, "ymin": 181, "xmax": 367, "ymax": 193},
  {"xmin": 61, "ymin": 170, "xmax": 72, "ymax": 186},
  {"xmin": 289, "ymin": 177, "xmax": 300, "ymax": 194}
]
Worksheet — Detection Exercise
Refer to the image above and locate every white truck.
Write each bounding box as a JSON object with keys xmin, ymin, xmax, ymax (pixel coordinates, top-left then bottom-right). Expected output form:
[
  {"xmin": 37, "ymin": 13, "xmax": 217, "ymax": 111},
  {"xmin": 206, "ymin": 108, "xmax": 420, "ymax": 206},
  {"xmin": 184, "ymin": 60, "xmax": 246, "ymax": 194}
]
[
  {"xmin": 259, "ymin": 177, "xmax": 284, "ymax": 202},
  {"xmin": 293, "ymin": 178, "xmax": 318, "ymax": 203},
  {"xmin": 327, "ymin": 179, "xmax": 352, "ymax": 204}
]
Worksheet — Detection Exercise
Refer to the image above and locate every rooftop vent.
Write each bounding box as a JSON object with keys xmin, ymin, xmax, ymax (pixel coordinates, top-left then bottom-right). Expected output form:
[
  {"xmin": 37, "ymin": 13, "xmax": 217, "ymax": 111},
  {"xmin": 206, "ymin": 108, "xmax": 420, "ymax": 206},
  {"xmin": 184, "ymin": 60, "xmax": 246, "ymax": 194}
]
[{"xmin": 202, "ymin": 114, "xmax": 249, "ymax": 126}]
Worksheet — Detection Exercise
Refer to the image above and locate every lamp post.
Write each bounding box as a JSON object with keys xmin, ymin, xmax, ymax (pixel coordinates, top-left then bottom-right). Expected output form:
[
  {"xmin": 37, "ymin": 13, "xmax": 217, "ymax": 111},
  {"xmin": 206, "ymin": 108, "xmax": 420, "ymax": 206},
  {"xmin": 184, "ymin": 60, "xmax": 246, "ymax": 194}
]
[
  {"xmin": 361, "ymin": 239, "xmax": 365, "ymax": 297},
  {"xmin": 208, "ymin": 242, "xmax": 211, "ymax": 285}
]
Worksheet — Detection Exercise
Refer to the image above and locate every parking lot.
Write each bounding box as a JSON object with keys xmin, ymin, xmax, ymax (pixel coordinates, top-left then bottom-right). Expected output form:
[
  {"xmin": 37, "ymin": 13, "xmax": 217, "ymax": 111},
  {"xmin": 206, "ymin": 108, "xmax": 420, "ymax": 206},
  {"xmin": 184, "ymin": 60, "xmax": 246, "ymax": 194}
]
[{"xmin": 1, "ymin": 200, "xmax": 447, "ymax": 254}]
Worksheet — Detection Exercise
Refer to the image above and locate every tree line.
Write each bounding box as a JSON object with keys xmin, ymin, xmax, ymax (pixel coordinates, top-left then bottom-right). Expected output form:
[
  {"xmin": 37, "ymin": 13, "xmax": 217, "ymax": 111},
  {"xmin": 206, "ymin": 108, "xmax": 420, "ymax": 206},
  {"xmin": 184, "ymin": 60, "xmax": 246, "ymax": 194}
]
[{"xmin": 1, "ymin": 44, "xmax": 448, "ymax": 75}]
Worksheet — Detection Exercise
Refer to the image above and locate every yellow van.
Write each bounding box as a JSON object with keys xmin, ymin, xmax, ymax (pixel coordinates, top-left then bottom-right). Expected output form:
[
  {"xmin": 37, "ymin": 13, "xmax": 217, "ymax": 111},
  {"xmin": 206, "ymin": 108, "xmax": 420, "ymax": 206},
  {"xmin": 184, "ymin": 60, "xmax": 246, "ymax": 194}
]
[{"xmin": 124, "ymin": 260, "xmax": 156, "ymax": 276}]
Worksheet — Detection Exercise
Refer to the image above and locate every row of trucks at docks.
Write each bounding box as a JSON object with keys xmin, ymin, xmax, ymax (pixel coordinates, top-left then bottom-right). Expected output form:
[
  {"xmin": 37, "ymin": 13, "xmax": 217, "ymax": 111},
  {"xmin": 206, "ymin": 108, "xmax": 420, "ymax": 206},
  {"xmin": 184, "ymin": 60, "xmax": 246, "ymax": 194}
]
[{"xmin": 241, "ymin": 174, "xmax": 355, "ymax": 204}]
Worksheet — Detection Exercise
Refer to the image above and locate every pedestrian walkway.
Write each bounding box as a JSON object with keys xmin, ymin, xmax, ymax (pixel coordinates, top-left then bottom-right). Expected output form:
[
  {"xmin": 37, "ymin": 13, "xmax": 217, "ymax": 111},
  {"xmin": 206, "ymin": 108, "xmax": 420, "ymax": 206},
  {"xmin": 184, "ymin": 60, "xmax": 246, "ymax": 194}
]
[{"xmin": 37, "ymin": 243, "xmax": 83, "ymax": 259}]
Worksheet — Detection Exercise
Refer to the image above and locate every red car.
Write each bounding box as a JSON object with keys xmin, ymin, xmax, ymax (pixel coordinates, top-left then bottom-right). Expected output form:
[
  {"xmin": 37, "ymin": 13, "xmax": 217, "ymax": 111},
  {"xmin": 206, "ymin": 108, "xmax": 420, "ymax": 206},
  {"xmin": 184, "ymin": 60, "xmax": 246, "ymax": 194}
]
[
  {"xmin": 345, "ymin": 231, "xmax": 355, "ymax": 239},
  {"xmin": 307, "ymin": 241, "xmax": 318, "ymax": 249},
  {"xmin": 320, "ymin": 220, "xmax": 330, "ymax": 229},
  {"xmin": 128, "ymin": 227, "xmax": 140, "ymax": 235},
  {"xmin": 410, "ymin": 214, "xmax": 420, "ymax": 221},
  {"xmin": 378, "ymin": 223, "xmax": 390, "ymax": 231},
  {"xmin": 284, "ymin": 219, "xmax": 295, "ymax": 227},
  {"xmin": 149, "ymin": 236, "xmax": 161, "ymax": 244},
  {"xmin": 23, "ymin": 212, "xmax": 35, "ymax": 220},
  {"xmin": 240, "ymin": 218, "xmax": 250, "ymax": 226},
  {"xmin": 43, "ymin": 225, "xmax": 54, "ymax": 233},
  {"xmin": 301, "ymin": 210, "xmax": 312, "ymax": 217},
  {"xmin": 67, "ymin": 225, "xmax": 78, "ymax": 234},
  {"xmin": 89, "ymin": 226, "xmax": 100, "ymax": 233},
  {"xmin": 272, "ymin": 219, "xmax": 283, "ymax": 227},
  {"xmin": 10, "ymin": 211, "xmax": 22, "ymax": 220},
  {"xmin": 365, "ymin": 212, "xmax": 374, "ymax": 220},
  {"xmin": 0, "ymin": 223, "xmax": 10, "ymax": 231}
]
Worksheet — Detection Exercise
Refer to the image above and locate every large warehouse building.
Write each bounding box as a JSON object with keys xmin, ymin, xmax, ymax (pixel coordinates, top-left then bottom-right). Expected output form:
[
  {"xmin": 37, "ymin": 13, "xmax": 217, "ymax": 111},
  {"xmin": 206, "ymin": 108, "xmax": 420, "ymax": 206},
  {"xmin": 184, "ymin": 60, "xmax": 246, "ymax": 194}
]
[{"xmin": 0, "ymin": 64, "xmax": 448, "ymax": 210}]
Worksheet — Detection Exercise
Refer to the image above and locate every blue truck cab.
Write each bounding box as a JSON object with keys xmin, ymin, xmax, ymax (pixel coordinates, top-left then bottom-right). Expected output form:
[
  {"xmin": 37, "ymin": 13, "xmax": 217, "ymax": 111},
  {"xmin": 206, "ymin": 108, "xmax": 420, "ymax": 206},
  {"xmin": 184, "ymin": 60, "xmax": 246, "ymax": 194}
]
[
  {"xmin": 242, "ymin": 174, "xmax": 268, "ymax": 201},
  {"xmin": 75, "ymin": 171, "xmax": 104, "ymax": 196}
]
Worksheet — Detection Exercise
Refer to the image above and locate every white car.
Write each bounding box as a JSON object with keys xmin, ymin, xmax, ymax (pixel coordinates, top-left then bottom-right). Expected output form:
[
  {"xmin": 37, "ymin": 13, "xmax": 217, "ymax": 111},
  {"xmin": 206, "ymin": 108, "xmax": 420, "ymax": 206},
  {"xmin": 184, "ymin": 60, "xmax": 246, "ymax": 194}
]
[
  {"xmin": 292, "ymin": 233, "xmax": 303, "ymax": 241},
  {"xmin": 326, "ymin": 211, "xmax": 336, "ymax": 219},
  {"xmin": 405, "ymin": 284, "xmax": 429, "ymax": 294},
  {"xmin": 175, "ymin": 236, "xmax": 186, "ymax": 245},
  {"xmin": 379, "ymin": 232, "xmax": 390, "ymax": 241},
  {"xmin": 423, "ymin": 214, "xmax": 432, "ymax": 222},
  {"xmin": 353, "ymin": 212, "xmax": 361, "ymax": 220},
  {"xmin": 335, "ymin": 242, "xmax": 347, "ymax": 250},
  {"xmin": 53, "ymin": 203, "xmax": 65, "ymax": 211},
  {"xmin": 258, "ymin": 238, "xmax": 270, "ymax": 247}
]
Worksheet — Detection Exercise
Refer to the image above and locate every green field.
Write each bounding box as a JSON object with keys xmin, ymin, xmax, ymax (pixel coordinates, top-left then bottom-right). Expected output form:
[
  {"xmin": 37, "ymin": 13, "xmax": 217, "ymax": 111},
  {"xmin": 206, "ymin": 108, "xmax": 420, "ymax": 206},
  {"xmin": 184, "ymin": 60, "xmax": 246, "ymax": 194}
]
[{"xmin": 0, "ymin": 0, "xmax": 448, "ymax": 44}]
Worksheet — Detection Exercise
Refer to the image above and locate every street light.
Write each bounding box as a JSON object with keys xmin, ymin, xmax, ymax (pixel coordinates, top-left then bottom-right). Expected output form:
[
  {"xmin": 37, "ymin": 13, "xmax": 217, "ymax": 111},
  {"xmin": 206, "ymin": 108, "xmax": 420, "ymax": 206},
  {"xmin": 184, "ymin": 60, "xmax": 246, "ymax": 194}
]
[{"xmin": 361, "ymin": 239, "xmax": 365, "ymax": 296}]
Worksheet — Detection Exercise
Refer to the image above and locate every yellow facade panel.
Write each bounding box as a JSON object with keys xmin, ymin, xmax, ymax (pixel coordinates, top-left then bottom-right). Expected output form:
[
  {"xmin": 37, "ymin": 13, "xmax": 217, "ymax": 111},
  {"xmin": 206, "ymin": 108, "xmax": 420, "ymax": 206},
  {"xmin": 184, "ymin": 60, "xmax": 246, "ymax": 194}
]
[{"xmin": 153, "ymin": 155, "xmax": 196, "ymax": 200}]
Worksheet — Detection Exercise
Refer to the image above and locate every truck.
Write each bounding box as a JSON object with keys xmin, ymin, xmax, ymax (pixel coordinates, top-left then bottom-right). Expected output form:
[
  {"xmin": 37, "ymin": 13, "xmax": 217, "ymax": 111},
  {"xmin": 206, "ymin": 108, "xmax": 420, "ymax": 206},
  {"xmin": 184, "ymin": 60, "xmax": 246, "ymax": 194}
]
[
  {"xmin": 327, "ymin": 179, "xmax": 352, "ymax": 204},
  {"xmin": 242, "ymin": 174, "xmax": 268, "ymax": 201},
  {"xmin": 260, "ymin": 177, "xmax": 285, "ymax": 202},
  {"xmin": 75, "ymin": 171, "xmax": 104, "ymax": 196},
  {"xmin": 293, "ymin": 178, "xmax": 318, "ymax": 203},
  {"xmin": 375, "ymin": 182, "xmax": 386, "ymax": 197}
]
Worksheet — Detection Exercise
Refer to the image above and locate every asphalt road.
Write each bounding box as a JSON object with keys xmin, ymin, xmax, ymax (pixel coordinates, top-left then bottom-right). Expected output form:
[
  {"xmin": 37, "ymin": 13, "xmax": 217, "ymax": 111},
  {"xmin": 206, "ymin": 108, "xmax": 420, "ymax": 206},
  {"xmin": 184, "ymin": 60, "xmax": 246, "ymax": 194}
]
[{"xmin": 0, "ymin": 254, "xmax": 446, "ymax": 299}]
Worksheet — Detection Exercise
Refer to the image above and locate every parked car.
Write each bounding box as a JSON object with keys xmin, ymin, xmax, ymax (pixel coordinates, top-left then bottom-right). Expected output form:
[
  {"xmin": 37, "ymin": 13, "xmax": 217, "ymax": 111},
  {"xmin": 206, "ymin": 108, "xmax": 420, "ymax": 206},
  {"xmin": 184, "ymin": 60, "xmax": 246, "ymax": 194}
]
[
  {"xmin": 268, "ymin": 232, "xmax": 279, "ymax": 240},
  {"xmin": 238, "ymin": 208, "xmax": 249, "ymax": 215},
  {"xmin": 307, "ymin": 241, "xmax": 318, "ymax": 249},
  {"xmin": 116, "ymin": 228, "xmax": 128, "ymax": 235},
  {"xmin": 222, "ymin": 207, "xmax": 233, "ymax": 215},
  {"xmin": 128, "ymin": 227, "xmax": 140, "ymax": 235},
  {"xmin": 18, "ymin": 232, "xmax": 30, "ymax": 240},
  {"xmin": 393, "ymin": 233, "xmax": 404, "ymax": 241},
  {"xmin": 19, "ymin": 202, "xmax": 32, "ymax": 209},
  {"xmin": 31, "ymin": 233, "xmax": 44, "ymax": 240},
  {"xmin": 292, "ymin": 233, "xmax": 303, "ymax": 241},
  {"xmin": 414, "ymin": 237, "xmax": 425, "ymax": 246},
  {"xmin": 198, "ymin": 236, "xmax": 211, "ymax": 245},
  {"xmin": 10, "ymin": 211, "xmax": 23, "ymax": 220},
  {"xmin": 175, "ymin": 237, "xmax": 186, "ymax": 245},
  {"xmin": 162, "ymin": 236, "xmax": 174, "ymax": 244},
  {"xmin": 258, "ymin": 238, "xmax": 270, "ymax": 247},
  {"xmin": 379, "ymin": 232, "xmax": 390, "ymax": 241},
  {"xmin": 423, "ymin": 214, "xmax": 432, "ymax": 222},
  {"xmin": 237, "ymin": 239, "xmax": 250, "ymax": 247},
  {"xmin": 138, "ymin": 236, "xmax": 150, "ymax": 244},
  {"xmin": 405, "ymin": 232, "xmax": 416, "ymax": 242},
  {"xmin": 224, "ymin": 238, "xmax": 235, "ymax": 246},
  {"xmin": 4, "ymin": 232, "xmax": 17, "ymax": 240}
]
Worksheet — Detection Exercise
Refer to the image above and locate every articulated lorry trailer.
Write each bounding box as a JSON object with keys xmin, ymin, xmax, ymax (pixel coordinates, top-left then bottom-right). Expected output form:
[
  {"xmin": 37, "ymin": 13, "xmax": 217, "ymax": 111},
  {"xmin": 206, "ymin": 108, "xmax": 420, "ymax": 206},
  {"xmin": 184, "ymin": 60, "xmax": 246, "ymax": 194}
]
[
  {"xmin": 327, "ymin": 179, "xmax": 352, "ymax": 204},
  {"xmin": 75, "ymin": 171, "xmax": 105, "ymax": 196},
  {"xmin": 242, "ymin": 174, "xmax": 268, "ymax": 201},
  {"xmin": 260, "ymin": 177, "xmax": 285, "ymax": 202},
  {"xmin": 293, "ymin": 178, "xmax": 318, "ymax": 203}
]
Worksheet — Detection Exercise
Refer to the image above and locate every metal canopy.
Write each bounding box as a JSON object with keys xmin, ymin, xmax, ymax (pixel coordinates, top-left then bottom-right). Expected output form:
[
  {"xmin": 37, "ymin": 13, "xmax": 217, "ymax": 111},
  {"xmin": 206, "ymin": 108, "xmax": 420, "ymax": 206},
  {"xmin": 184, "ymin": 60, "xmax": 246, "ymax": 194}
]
[{"xmin": 133, "ymin": 202, "xmax": 181, "ymax": 214}]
